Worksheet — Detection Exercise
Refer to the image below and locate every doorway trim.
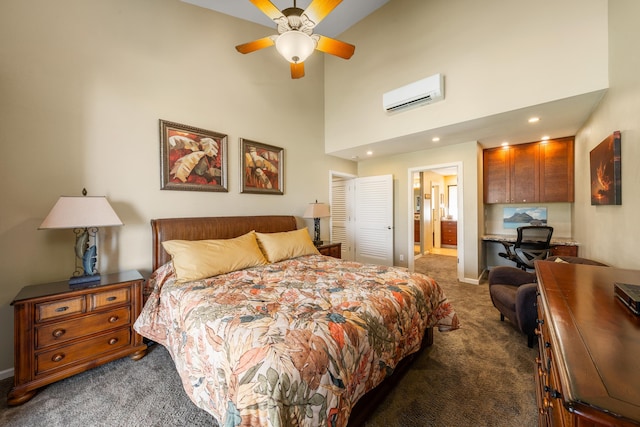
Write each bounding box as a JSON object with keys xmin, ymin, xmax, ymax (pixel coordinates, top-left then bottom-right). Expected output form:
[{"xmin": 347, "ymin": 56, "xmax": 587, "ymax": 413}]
[{"xmin": 407, "ymin": 161, "xmax": 464, "ymax": 282}]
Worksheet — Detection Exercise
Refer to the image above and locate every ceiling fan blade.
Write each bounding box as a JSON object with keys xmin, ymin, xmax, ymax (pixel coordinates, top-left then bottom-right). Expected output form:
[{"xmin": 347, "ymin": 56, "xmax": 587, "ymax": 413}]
[
  {"xmin": 249, "ymin": 0, "xmax": 286, "ymax": 21},
  {"xmin": 235, "ymin": 36, "xmax": 275, "ymax": 54},
  {"xmin": 315, "ymin": 35, "xmax": 355, "ymax": 59},
  {"xmin": 290, "ymin": 62, "xmax": 305, "ymax": 79},
  {"xmin": 302, "ymin": 0, "xmax": 343, "ymax": 28}
]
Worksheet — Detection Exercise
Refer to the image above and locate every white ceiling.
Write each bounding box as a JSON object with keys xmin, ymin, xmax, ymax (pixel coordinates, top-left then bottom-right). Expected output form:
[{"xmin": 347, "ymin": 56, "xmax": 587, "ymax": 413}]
[
  {"xmin": 181, "ymin": 0, "xmax": 607, "ymax": 161},
  {"xmin": 181, "ymin": 0, "xmax": 389, "ymax": 38}
]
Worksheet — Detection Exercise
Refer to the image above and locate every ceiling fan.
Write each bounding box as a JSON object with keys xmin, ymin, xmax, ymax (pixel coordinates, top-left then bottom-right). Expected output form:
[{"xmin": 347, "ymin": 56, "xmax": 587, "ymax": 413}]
[{"xmin": 235, "ymin": 0, "xmax": 355, "ymax": 79}]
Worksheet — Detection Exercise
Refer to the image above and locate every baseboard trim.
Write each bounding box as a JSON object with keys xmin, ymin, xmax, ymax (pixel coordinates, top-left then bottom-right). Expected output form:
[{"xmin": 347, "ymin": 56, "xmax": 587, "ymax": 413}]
[{"xmin": 0, "ymin": 367, "xmax": 14, "ymax": 380}]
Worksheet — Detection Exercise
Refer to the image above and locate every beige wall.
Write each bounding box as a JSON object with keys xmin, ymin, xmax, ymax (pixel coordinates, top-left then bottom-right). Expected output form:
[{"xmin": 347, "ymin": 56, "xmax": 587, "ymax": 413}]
[
  {"xmin": 573, "ymin": 0, "xmax": 640, "ymax": 268},
  {"xmin": 0, "ymin": 0, "xmax": 356, "ymax": 373},
  {"xmin": 324, "ymin": 0, "xmax": 608, "ymax": 155}
]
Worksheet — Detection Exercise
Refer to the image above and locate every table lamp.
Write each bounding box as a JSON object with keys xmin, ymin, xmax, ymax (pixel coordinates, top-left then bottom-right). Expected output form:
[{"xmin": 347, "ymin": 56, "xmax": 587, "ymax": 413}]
[
  {"xmin": 303, "ymin": 200, "xmax": 330, "ymax": 246},
  {"xmin": 39, "ymin": 189, "xmax": 123, "ymax": 285}
]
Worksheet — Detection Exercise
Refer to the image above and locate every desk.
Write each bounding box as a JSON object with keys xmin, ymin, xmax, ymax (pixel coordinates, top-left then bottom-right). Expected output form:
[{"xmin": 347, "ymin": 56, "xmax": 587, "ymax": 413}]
[{"xmin": 482, "ymin": 235, "xmax": 579, "ymax": 268}]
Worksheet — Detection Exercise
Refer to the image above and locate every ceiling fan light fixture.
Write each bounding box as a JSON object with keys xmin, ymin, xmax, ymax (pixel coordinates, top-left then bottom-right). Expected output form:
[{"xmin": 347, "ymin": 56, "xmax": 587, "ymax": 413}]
[{"xmin": 275, "ymin": 31, "xmax": 315, "ymax": 63}]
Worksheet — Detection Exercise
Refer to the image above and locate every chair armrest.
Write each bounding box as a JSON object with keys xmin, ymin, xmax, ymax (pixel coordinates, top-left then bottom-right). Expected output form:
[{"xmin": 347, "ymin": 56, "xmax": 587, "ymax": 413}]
[
  {"xmin": 515, "ymin": 282, "xmax": 539, "ymax": 335},
  {"xmin": 488, "ymin": 266, "xmax": 536, "ymax": 286}
]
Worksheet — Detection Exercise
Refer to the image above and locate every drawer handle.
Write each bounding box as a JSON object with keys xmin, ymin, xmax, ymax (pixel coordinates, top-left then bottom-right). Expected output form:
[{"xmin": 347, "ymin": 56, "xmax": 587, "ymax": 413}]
[
  {"xmin": 55, "ymin": 306, "xmax": 69, "ymax": 313},
  {"xmin": 108, "ymin": 316, "xmax": 119, "ymax": 323},
  {"xmin": 52, "ymin": 329, "xmax": 66, "ymax": 338},
  {"xmin": 52, "ymin": 353, "xmax": 65, "ymax": 363},
  {"xmin": 106, "ymin": 296, "xmax": 117, "ymax": 302},
  {"xmin": 108, "ymin": 338, "xmax": 118, "ymax": 345}
]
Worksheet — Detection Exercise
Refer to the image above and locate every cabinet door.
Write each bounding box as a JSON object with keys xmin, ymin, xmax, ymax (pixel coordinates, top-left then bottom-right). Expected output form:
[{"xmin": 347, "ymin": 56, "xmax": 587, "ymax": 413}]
[
  {"xmin": 539, "ymin": 137, "xmax": 574, "ymax": 202},
  {"xmin": 509, "ymin": 143, "xmax": 539, "ymax": 203},
  {"xmin": 483, "ymin": 148, "xmax": 510, "ymax": 204}
]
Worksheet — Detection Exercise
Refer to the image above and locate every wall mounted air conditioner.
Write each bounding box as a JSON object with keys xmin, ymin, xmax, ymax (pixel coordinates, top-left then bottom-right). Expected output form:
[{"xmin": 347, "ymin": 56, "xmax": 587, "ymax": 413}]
[{"xmin": 383, "ymin": 73, "xmax": 444, "ymax": 112}]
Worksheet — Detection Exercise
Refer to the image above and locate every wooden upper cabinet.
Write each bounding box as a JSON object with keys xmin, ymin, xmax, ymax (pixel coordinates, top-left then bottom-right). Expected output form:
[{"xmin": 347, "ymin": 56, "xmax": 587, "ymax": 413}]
[
  {"xmin": 483, "ymin": 137, "xmax": 574, "ymax": 204},
  {"xmin": 510, "ymin": 143, "xmax": 539, "ymax": 203},
  {"xmin": 483, "ymin": 147, "xmax": 510, "ymax": 204},
  {"xmin": 539, "ymin": 137, "xmax": 575, "ymax": 202}
]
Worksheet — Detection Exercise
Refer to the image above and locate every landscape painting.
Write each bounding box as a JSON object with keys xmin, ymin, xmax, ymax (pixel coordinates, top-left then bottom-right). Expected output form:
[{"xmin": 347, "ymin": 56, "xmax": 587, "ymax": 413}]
[{"xmin": 503, "ymin": 207, "xmax": 548, "ymax": 229}]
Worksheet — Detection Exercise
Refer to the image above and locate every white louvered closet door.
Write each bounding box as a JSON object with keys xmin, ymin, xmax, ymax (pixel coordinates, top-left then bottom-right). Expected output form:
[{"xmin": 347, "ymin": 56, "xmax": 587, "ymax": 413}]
[
  {"xmin": 355, "ymin": 175, "xmax": 394, "ymax": 266},
  {"xmin": 331, "ymin": 179, "xmax": 355, "ymax": 260}
]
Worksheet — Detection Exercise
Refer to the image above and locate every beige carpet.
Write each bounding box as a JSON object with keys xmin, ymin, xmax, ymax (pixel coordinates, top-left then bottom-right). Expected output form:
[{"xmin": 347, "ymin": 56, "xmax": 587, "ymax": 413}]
[
  {"xmin": 0, "ymin": 255, "xmax": 537, "ymax": 426},
  {"xmin": 365, "ymin": 254, "xmax": 537, "ymax": 426}
]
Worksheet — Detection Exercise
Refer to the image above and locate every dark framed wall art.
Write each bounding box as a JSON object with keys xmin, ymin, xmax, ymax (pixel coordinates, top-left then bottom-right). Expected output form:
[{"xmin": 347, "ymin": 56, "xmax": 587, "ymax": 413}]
[
  {"xmin": 590, "ymin": 131, "xmax": 621, "ymax": 205},
  {"xmin": 159, "ymin": 120, "xmax": 228, "ymax": 192},
  {"xmin": 240, "ymin": 138, "xmax": 284, "ymax": 195}
]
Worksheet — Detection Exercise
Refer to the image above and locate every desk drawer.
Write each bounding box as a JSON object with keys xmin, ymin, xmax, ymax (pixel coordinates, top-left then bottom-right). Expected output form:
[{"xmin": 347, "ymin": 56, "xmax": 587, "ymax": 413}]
[{"xmin": 550, "ymin": 245, "xmax": 578, "ymax": 257}]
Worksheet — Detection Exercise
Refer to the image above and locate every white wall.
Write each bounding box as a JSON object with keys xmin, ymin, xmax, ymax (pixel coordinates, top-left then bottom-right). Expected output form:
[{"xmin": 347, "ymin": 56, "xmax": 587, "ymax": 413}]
[
  {"xmin": 0, "ymin": 0, "xmax": 356, "ymax": 373},
  {"xmin": 573, "ymin": 0, "xmax": 640, "ymax": 269},
  {"xmin": 324, "ymin": 0, "xmax": 608, "ymax": 154}
]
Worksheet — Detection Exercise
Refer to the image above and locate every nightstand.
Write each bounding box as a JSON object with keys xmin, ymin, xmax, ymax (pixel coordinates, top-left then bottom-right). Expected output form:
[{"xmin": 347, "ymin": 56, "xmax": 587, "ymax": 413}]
[
  {"xmin": 317, "ymin": 242, "xmax": 342, "ymax": 259},
  {"xmin": 7, "ymin": 270, "xmax": 147, "ymax": 406}
]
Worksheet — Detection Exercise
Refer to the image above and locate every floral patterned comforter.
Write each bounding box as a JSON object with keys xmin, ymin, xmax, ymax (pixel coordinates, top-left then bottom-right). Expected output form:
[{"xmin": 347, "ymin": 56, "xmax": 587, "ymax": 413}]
[{"xmin": 134, "ymin": 255, "xmax": 458, "ymax": 427}]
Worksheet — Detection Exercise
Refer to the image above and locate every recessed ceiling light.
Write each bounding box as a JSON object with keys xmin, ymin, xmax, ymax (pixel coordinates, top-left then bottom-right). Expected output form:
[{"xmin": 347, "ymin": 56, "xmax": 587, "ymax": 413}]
[
  {"xmin": 541, "ymin": 136, "xmax": 550, "ymax": 141},
  {"xmin": 366, "ymin": 150, "xmax": 373, "ymax": 156},
  {"xmin": 528, "ymin": 117, "xmax": 540, "ymax": 123},
  {"xmin": 501, "ymin": 142, "xmax": 509, "ymax": 147},
  {"xmin": 432, "ymin": 137, "xmax": 440, "ymax": 142}
]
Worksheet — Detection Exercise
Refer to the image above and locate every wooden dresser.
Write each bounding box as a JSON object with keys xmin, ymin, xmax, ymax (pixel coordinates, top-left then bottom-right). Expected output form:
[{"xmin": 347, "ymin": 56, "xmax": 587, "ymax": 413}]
[
  {"xmin": 8, "ymin": 270, "xmax": 147, "ymax": 405},
  {"xmin": 535, "ymin": 261, "xmax": 640, "ymax": 426},
  {"xmin": 441, "ymin": 220, "xmax": 457, "ymax": 247}
]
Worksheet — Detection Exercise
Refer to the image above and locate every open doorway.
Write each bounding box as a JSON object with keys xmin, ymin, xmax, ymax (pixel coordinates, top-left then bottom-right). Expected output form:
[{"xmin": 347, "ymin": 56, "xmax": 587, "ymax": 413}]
[{"xmin": 408, "ymin": 162, "xmax": 464, "ymax": 281}]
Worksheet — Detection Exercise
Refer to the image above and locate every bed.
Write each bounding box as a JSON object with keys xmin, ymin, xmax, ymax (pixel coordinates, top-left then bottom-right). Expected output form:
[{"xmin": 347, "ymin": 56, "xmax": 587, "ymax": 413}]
[{"xmin": 134, "ymin": 215, "xmax": 458, "ymax": 427}]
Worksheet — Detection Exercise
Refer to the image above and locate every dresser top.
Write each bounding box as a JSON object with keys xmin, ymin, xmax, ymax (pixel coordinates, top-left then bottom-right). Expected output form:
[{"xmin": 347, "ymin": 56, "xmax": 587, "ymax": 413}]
[
  {"xmin": 12, "ymin": 270, "xmax": 143, "ymax": 304},
  {"xmin": 536, "ymin": 261, "xmax": 640, "ymax": 423}
]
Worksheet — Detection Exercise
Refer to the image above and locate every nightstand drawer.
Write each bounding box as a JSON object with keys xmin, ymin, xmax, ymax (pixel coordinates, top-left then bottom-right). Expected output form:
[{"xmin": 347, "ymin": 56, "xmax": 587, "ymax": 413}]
[
  {"xmin": 36, "ymin": 296, "xmax": 86, "ymax": 322},
  {"xmin": 36, "ymin": 306, "xmax": 131, "ymax": 349},
  {"xmin": 91, "ymin": 288, "xmax": 130, "ymax": 309},
  {"xmin": 36, "ymin": 328, "xmax": 131, "ymax": 374}
]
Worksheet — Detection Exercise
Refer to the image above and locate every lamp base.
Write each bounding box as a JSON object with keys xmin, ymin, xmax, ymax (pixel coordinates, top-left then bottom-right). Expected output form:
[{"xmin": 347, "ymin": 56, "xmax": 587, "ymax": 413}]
[
  {"xmin": 313, "ymin": 240, "xmax": 324, "ymax": 246},
  {"xmin": 69, "ymin": 274, "xmax": 101, "ymax": 285}
]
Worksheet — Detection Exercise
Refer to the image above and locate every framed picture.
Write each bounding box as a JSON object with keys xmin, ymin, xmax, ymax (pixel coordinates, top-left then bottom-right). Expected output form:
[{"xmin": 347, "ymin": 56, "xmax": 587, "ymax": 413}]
[
  {"xmin": 159, "ymin": 120, "xmax": 228, "ymax": 192},
  {"xmin": 240, "ymin": 138, "xmax": 284, "ymax": 195},
  {"xmin": 590, "ymin": 131, "xmax": 621, "ymax": 205},
  {"xmin": 503, "ymin": 207, "xmax": 547, "ymax": 229}
]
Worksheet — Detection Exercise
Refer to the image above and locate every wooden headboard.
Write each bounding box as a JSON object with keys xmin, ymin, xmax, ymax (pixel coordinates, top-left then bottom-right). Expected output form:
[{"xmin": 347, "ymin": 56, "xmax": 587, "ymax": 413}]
[{"xmin": 151, "ymin": 215, "xmax": 298, "ymax": 271}]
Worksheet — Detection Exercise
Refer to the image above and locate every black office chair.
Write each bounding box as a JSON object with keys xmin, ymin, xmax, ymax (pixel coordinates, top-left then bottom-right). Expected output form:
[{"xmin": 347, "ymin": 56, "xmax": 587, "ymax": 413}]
[{"xmin": 498, "ymin": 226, "xmax": 553, "ymax": 270}]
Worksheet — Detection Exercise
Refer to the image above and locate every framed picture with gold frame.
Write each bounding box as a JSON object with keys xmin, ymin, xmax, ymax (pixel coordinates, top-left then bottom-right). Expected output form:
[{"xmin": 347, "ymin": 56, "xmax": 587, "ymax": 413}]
[
  {"xmin": 159, "ymin": 120, "xmax": 228, "ymax": 192},
  {"xmin": 240, "ymin": 138, "xmax": 284, "ymax": 195}
]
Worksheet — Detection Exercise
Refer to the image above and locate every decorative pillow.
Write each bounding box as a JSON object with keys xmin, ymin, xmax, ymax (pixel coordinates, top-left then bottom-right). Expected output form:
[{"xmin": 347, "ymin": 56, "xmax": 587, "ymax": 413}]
[
  {"xmin": 255, "ymin": 228, "xmax": 320, "ymax": 263},
  {"xmin": 554, "ymin": 257, "xmax": 569, "ymax": 263},
  {"xmin": 162, "ymin": 231, "xmax": 268, "ymax": 283}
]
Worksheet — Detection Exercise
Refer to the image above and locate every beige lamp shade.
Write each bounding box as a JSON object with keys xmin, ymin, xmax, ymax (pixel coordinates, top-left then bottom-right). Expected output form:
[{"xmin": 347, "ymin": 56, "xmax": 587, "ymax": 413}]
[
  {"xmin": 39, "ymin": 196, "xmax": 123, "ymax": 229},
  {"xmin": 303, "ymin": 202, "xmax": 330, "ymax": 219}
]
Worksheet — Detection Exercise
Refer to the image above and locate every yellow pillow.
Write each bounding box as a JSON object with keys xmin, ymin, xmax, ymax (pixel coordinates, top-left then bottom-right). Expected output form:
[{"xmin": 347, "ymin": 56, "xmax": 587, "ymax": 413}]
[
  {"xmin": 255, "ymin": 228, "xmax": 320, "ymax": 263},
  {"xmin": 162, "ymin": 231, "xmax": 268, "ymax": 283}
]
